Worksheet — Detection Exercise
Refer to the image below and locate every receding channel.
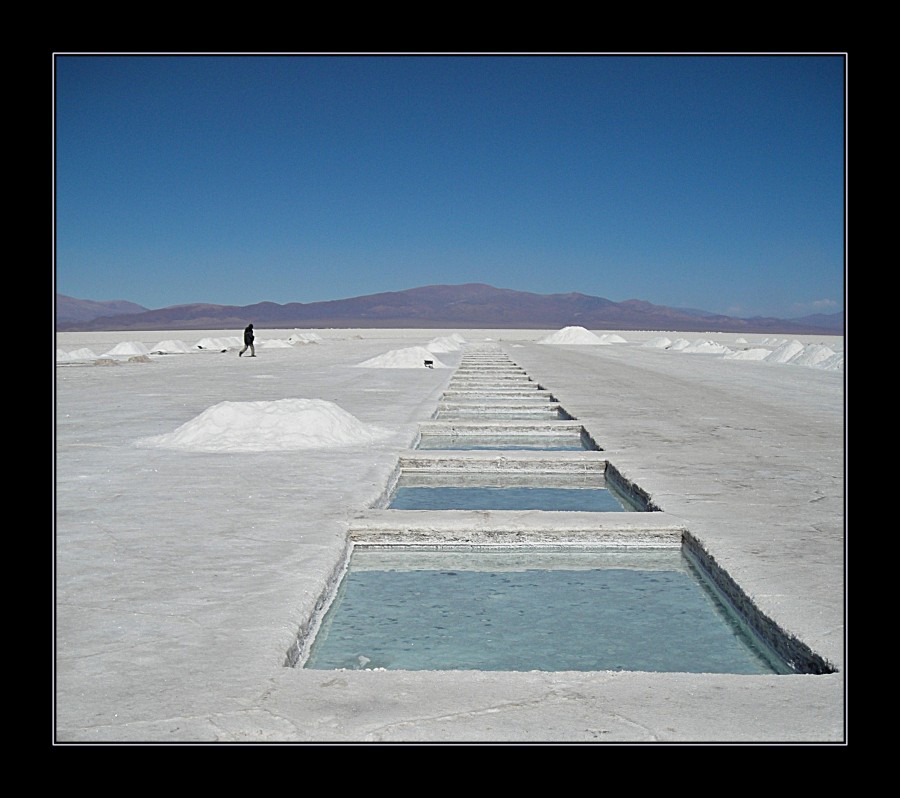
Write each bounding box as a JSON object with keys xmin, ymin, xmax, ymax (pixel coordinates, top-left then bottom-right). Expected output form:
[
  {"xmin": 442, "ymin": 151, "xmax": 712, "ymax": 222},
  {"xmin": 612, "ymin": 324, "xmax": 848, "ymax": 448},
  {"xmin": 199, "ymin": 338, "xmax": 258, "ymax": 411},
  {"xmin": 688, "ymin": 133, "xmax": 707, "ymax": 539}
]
[{"xmin": 301, "ymin": 546, "xmax": 792, "ymax": 674}]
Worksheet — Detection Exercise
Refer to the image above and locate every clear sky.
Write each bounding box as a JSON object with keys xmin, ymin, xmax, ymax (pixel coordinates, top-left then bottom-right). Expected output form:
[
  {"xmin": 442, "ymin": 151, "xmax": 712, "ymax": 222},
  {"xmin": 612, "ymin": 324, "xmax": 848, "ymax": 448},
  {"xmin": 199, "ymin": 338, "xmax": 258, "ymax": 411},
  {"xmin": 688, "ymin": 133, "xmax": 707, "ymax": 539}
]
[{"xmin": 54, "ymin": 53, "xmax": 846, "ymax": 319}]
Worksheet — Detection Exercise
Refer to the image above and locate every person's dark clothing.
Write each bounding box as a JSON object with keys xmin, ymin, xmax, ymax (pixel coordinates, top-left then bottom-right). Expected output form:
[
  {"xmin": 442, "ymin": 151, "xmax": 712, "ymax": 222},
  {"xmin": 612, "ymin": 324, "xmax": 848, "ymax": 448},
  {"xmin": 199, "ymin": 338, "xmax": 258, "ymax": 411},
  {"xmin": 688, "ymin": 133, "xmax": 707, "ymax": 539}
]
[{"xmin": 239, "ymin": 324, "xmax": 256, "ymax": 357}]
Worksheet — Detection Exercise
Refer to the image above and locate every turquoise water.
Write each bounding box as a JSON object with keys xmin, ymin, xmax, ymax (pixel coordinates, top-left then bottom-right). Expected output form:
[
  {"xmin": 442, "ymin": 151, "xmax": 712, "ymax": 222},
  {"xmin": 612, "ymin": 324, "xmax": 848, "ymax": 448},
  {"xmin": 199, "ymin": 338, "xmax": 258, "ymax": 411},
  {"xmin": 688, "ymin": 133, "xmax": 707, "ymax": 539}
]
[
  {"xmin": 304, "ymin": 549, "xmax": 786, "ymax": 674},
  {"xmin": 389, "ymin": 485, "xmax": 631, "ymax": 511}
]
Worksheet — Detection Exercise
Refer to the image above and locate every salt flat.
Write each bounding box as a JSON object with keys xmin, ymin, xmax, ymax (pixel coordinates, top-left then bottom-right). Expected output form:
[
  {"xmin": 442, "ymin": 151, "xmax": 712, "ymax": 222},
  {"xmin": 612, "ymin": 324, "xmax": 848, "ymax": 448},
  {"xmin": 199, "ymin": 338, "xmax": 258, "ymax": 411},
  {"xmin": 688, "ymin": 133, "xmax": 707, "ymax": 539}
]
[{"xmin": 54, "ymin": 327, "xmax": 845, "ymax": 744}]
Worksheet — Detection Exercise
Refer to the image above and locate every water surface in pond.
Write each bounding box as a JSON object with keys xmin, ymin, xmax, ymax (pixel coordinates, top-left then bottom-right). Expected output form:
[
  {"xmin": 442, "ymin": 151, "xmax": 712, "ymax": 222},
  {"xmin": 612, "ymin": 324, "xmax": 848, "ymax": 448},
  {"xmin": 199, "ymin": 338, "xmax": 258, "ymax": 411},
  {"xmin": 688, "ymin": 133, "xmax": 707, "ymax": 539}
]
[
  {"xmin": 388, "ymin": 485, "xmax": 631, "ymax": 511},
  {"xmin": 303, "ymin": 548, "xmax": 787, "ymax": 674}
]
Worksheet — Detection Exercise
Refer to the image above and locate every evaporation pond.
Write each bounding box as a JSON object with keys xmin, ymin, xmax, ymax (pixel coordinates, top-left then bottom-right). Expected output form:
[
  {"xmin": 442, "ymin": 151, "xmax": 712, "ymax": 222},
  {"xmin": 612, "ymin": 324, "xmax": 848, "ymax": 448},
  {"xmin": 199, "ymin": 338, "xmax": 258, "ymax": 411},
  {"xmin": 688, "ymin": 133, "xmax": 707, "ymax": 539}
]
[
  {"xmin": 435, "ymin": 410, "xmax": 573, "ymax": 421},
  {"xmin": 388, "ymin": 485, "xmax": 631, "ymax": 511},
  {"xmin": 416, "ymin": 434, "xmax": 594, "ymax": 451},
  {"xmin": 303, "ymin": 548, "xmax": 785, "ymax": 673}
]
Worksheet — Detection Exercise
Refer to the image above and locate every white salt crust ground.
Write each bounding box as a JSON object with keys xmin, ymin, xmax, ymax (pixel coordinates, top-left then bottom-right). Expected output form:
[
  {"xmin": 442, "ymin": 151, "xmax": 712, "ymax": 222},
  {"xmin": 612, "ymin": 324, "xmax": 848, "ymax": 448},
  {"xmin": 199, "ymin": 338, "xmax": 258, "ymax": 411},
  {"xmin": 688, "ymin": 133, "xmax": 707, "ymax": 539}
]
[{"xmin": 55, "ymin": 326, "xmax": 845, "ymax": 744}]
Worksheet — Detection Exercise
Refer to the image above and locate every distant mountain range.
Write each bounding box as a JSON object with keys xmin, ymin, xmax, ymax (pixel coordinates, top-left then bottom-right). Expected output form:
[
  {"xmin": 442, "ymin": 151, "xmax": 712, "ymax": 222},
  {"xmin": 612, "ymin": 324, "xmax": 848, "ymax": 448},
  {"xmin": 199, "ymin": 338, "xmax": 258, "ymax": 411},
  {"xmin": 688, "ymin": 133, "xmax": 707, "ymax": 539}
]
[
  {"xmin": 55, "ymin": 283, "xmax": 844, "ymax": 335},
  {"xmin": 55, "ymin": 294, "xmax": 149, "ymax": 324}
]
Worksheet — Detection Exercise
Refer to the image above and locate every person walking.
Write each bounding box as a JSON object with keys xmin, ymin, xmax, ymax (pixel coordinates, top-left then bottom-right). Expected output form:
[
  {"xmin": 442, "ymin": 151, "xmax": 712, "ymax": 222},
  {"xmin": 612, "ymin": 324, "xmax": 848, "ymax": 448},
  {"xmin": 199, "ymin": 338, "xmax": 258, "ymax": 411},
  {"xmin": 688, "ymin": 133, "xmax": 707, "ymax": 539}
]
[{"xmin": 239, "ymin": 323, "xmax": 256, "ymax": 357}]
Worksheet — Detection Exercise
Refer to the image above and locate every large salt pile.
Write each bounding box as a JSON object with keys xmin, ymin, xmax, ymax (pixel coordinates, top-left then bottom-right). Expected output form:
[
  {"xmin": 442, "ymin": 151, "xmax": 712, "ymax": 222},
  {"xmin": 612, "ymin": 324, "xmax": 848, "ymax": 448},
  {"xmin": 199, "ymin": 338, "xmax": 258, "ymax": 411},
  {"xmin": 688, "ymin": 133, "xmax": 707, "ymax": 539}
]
[
  {"xmin": 195, "ymin": 337, "xmax": 242, "ymax": 350},
  {"xmin": 538, "ymin": 326, "xmax": 606, "ymax": 345},
  {"xmin": 642, "ymin": 337, "xmax": 673, "ymax": 349},
  {"xmin": 818, "ymin": 352, "xmax": 844, "ymax": 371},
  {"xmin": 787, "ymin": 343, "xmax": 838, "ymax": 368},
  {"xmin": 68, "ymin": 347, "xmax": 101, "ymax": 360},
  {"xmin": 101, "ymin": 341, "xmax": 152, "ymax": 358},
  {"xmin": 288, "ymin": 330, "xmax": 323, "ymax": 344},
  {"xmin": 681, "ymin": 339, "xmax": 733, "ymax": 354},
  {"xmin": 135, "ymin": 398, "xmax": 391, "ymax": 452},
  {"xmin": 765, "ymin": 340, "xmax": 806, "ymax": 364},
  {"xmin": 195, "ymin": 336, "xmax": 242, "ymax": 350},
  {"xmin": 427, "ymin": 336, "xmax": 464, "ymax": 353},
  {"xmin": 56, "ymin": 349, "xmax": 80, "ymax": 363},
  {"xmin": 355, "ymin": 346, "xmax": 449, "ymax": 368},
  {"xmin": 725, "ymin": 348, "xmax": 771, "ymax": 361},
  {"xmin": 151, "ymin": 340, "xmax": 193, "ymax": 354}
]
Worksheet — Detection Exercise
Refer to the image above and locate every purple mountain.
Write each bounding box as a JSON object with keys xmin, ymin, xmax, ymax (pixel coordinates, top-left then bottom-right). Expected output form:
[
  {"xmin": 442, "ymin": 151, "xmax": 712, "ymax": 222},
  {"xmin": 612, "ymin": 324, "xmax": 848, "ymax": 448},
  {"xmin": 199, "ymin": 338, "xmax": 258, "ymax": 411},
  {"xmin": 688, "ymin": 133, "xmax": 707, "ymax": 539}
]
[{"xmin": 55, "ymin": 283, "xmax": 843, "ymax": 335}]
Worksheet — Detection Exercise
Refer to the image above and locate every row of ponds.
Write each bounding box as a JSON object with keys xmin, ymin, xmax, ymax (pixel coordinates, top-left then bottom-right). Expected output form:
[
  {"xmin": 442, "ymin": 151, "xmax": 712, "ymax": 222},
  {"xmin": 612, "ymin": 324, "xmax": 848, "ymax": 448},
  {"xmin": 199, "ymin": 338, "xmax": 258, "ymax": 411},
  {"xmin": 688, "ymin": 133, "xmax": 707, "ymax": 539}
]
[{"xmin": 296, "ymin": 344, "xmax": 816, "ymax": 675}]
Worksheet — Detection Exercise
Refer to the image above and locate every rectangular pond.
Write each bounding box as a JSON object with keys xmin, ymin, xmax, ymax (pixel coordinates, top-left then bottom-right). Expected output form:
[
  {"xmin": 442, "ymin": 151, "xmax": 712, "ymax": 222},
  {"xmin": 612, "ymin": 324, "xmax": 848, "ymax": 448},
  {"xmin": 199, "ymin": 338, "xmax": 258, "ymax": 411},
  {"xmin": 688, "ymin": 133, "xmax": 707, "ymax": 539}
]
[
  {"xmin": 388, "ymin": 484, "xmax": 633, "ymax": 511},
  {"xmin": 433, "ymin": 412, "xmax": 574, "ymax": 422},
  {"xmin": 416, "ymin": 423, "xmax": 600, "ymax": 452},
  {"xmin": 387, "ymin": 470, "xmax": 648, "ymax": 513},
  {"xmin": 302, "ymin": 547, "xmax": 792, "ymax": 674},
  {"xmin": 383, "ymin": 459, "xmax": 655, "ymax": 512},
  {"xmin": 417, "ymin": 435, "xmax": 592, "ymax": 451}
]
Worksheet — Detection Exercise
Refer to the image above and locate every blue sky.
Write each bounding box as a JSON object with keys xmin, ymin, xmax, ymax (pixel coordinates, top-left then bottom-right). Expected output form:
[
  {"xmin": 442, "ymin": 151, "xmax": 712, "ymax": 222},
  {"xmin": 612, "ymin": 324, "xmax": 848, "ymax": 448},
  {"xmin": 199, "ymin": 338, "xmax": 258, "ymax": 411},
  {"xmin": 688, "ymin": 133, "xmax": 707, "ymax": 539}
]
[{"xmin": 54, "ymin": 53, "xmax": 845, "ymax": 319}]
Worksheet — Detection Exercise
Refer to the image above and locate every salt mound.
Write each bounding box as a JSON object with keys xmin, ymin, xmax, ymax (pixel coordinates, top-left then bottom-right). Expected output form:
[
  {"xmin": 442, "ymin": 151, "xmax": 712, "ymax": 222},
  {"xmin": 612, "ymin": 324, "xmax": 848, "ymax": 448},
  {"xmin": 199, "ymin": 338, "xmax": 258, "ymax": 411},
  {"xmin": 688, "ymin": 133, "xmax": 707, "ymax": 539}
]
[
  {"xmin": 151, "ymin": 340, "xmax": 192, "ymax": 354},
  {"xmin": 56, "ymin": 349, "xmax": 78, "ymax": 363},
  {"xmin": 735, "ymin": 337, "xmax": 748, "ymax": 344},
  {"xmin": 667, "ymin": 339, "xmax": 691, "ymax": 351},
  {"xmin": 102, "ymin": 341, "xmax": 152, "ymax": 357},
  {"xmin": 538, "ymin": 326, "xmax": 606, "ymax": 345},
  {"xmin": 818, "ymin": 352, "xmax": 844, "ymax": 371},
  {"xmin": 427, "ymin": 336, "xmax": 462, "ymax": 352},
  {"xmin": 643, "ymin": 337, "xmax": 673, "ymax": 349},
  {"xmin": 597, "ymin": 333, "xmax": 627, "ymax": 344},
  {"xmin": 788, "ymin": 343, "xmax": 837, "ymax": 367},
  {"xmin": 288, "ymin": 331, "xmax": 322, "ymax": 344},
  {"xmin": 66, "ymin": 347, "xmax": 100, "ymax": 360},
  {"xmin": 195, "ymin": 337, "xmax": 241, "ymax": 350},
  {"xmin": 725, "ymin": 348, "xmax": 771, "ymax": 361},
  {"xmin": 135, "ymin": 398, "xmax": 391, "ymax": 452},
  {"xmin": 356, "ymin": 346, "xmax": 449, "ymax": 368},
  {"xmin": 681, "ymin": 339, "xmax": 732, "ymax": 354},
  {"xmin": 765, "ymin": 340, "xmax": 806, "ymax": 364}
]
